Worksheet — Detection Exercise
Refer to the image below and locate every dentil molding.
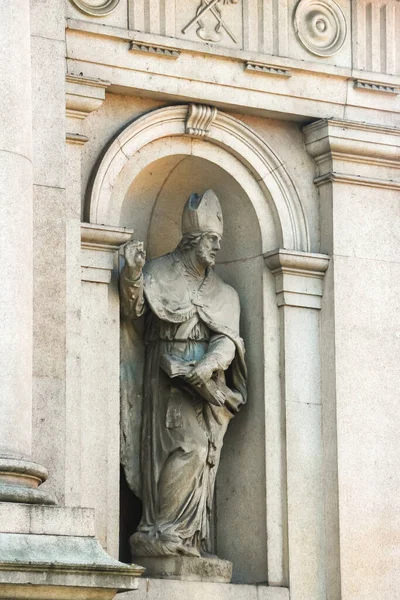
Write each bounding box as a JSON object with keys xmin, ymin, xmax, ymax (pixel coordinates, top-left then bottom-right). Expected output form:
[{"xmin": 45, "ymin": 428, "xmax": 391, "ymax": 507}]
[
  {"xmin": 245, "ymin": 62, "xmax": 292, "ymax": 78},
  {"xmin": 354, "ymin": 78, "xmax": 399, "ymax": 95},
  {"xmin": 129, "ymin": 41, "xmax": 180, "ymax": 59}
]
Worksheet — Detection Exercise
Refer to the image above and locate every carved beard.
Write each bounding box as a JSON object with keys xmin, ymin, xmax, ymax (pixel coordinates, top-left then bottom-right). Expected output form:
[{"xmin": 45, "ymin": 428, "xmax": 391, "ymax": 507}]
[{"xmin": 195, "ymin": 246, "xmax": 216, "ymax": 268}]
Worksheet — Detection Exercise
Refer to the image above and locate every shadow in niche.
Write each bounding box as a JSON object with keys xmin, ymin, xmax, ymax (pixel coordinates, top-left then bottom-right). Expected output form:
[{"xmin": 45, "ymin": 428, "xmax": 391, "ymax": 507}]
[
  {"xmin": 119, "ymin": 465, "xmax": 142, "ymax": 563},
  {"xmin": 116, "ymin": 152, "xmax": 276, "ymax": 582}
]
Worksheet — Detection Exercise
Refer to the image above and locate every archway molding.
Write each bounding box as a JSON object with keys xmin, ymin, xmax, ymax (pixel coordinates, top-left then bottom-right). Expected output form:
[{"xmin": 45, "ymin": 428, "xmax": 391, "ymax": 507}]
[{"xmin": 86, "ymin": 104, "xmax": 310, "ymax": 252}]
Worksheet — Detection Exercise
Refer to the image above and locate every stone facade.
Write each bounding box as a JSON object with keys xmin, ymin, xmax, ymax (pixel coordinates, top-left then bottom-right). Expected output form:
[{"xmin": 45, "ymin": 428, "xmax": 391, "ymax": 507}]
[{"xmin": 0, "ymin": 2, "xmax": 399, "ymax": 600}]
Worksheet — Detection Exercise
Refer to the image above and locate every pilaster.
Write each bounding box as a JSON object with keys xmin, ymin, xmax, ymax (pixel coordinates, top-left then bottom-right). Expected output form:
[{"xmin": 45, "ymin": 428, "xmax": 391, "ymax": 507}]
[
  {"xmin": 64, "ymin": 76, "xmax": 111, "ymax": 525},
  {"xmin": 79, "ymin": 224, "xmax": 132, "ymax": 557},
  {"xmin": 303, "ymin": 118, "xmax": 400, "ymax": 600},
  {"xmin": 265, "ymin": 249, "xmax": 329, "ymax": 600}
]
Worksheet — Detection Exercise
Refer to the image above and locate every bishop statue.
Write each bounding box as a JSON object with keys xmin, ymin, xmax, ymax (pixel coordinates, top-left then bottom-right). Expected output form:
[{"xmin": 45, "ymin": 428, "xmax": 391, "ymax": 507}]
[{"xmin": 120, "ymin": 190, "xmax": 247, "ymax": 560}]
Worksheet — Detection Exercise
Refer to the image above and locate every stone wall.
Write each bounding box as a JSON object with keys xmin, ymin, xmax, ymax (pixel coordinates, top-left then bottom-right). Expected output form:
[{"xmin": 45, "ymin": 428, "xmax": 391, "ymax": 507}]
[{"xmin": 0, "ymin": 2, "xmax": 398, "ymax": 600}]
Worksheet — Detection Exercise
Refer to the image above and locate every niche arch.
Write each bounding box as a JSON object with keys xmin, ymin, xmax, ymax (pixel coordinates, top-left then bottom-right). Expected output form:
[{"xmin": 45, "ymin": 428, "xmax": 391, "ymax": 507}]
[
  {"xmin": 85, "ymin": 105, "xmax": 310, "ymax": 583},
  {"xmin": 86, "ymin": 104, "xmax": 310, "ymax": 253}
]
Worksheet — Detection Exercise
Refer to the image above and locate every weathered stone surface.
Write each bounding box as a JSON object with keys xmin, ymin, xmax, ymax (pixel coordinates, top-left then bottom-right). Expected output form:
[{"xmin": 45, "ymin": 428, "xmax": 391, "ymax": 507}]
[
  {"xmin": 0, "ymin": 520, "xmax": 144, "ymax": 600},
  {"xmin": 121, "ymin": 579, "xmax": 290, "ymax": 600},
  {"xmin": 1, "ymin": 1, "xmax": 399, "ymax": 599},
  {"xmin": 121, "ymin": 191, "xmax": 247, "ymax": 566},
  {"xmin": 132, "ymin": 556, "xmax": 233, "ymax": 583}
]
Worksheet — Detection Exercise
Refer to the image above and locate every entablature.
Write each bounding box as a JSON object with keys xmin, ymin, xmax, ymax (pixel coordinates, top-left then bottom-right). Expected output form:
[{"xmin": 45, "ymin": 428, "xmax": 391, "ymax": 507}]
[{"xmin": 65, "ymin": 17, "xmax": 400, "ymax": 127}]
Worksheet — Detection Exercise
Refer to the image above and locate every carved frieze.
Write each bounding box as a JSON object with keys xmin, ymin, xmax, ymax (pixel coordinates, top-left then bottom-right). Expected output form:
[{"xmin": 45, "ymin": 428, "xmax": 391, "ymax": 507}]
[
  {"xmin": 182, "ymin": 0, "xmax": 239, "ymax": 44},
  {"xmin": 69, "ymin": 0, "xmax": 120, "ymax": 16},
  {"xmin": 293, "ymin": 0, "xmax": 347, "ymax": 57},
  {"xmin": 352, "ymin": 1, "xmax": 399, "ymax": 75}
]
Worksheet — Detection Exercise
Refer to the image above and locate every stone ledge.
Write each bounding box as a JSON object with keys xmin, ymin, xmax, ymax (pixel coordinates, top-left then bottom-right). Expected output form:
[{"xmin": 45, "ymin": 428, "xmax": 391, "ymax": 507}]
[
  {"xmin": 0, "ymin": 533, "xmax": 143, "ymax": 575},
  {"xmin": 120, "ymin": 578, "xmax": 289, "ymax": 600},
  {"xmin": 132, "ymin": 555, "xmax": 232, "ymax": 583},
  {"xmin": 0, "ymin": 529, "xmax": 144, "ymax": 600},
  {"xmin": 0, "ymin": 504, "xmax": 95, "ymax": 537}
]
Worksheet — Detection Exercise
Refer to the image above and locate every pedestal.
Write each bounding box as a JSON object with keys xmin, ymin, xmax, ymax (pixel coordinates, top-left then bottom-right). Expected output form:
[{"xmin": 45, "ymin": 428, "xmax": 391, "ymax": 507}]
[
  {"xmin": 0, "ymin": 504, "xmax": 143, "ymax": 600},
  {"xmin": 132, "ymin": 556, "xmax": 233, "ymax": 583}
]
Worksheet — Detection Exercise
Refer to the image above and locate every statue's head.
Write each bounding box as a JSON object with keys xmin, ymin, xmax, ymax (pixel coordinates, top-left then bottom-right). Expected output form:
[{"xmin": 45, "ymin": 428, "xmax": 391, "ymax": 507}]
[{"xmin": 179, "ymin": 190, "xmax": 223, "ymax": 267}]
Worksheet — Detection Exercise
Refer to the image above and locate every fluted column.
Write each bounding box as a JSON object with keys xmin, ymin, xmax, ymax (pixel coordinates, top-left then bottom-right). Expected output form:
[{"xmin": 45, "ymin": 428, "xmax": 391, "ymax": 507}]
[{"xmin": 0, "ymin": 1, "xmax": 49, "ymax": 502}]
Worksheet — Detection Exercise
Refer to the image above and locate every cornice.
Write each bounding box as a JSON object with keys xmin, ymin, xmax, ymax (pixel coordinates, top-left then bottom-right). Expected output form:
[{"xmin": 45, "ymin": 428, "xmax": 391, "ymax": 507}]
[
  {"xmin": 66, "ymin": 74, "xmax": 111, "ymax": 89},
  {"xmin": 303, "ymin": 118, "xmax": 400, "ymax": 138},
  {"xmin": 66, "ymin": 74, "xmax": 111, "ymax": 119},
  {"xmin": 66, "ymin": 19, "xmax": 400, "ymax": 126},
  {"xmin": 303, "ymin": 118, "xmax": 400, "ymax": 181},
  {"xmin": 81, "ymin": 223, "xmax": 133, "ymax": 250},
  {"xmin": 264, "ymin": 249, "xmax": 330, "ymax": 309},
  {"xmin": 81, "ymin": 224, "xmax": 133, "ymax": 284},
  {"xmin": 314, "ymin": 172, "xmax": 400, "ymax": 190},
  {"xmin": 264, "ymin": 249, "xmax": 330, "ymax": 276},
  {"xmin": 66, "ymin": 132, "xmax": 89, "ymax": 145}
]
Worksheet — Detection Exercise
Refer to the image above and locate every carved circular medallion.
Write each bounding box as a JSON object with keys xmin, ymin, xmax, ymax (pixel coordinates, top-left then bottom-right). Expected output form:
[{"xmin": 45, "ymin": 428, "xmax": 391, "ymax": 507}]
[
  {"xmin": 69, "ymin": 0, "xmax": 120, "ymax": 16},
  {"xmin": 294, "ymin": 0, "xmax": 347, "ymax": 57}
]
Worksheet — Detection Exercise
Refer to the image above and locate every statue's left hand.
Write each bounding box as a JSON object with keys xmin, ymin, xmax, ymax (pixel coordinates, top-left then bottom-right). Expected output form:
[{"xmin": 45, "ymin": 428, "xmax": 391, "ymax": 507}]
[{"xmin": 186, "ymin": 361, "xmax": 214, "ymax": 387}]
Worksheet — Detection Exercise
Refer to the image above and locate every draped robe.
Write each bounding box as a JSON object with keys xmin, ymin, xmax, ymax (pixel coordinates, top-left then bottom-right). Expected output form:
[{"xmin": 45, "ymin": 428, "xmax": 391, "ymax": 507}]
[{"xmin": 120, "ymin": 250, "xmax": 247, "ymax": 557}]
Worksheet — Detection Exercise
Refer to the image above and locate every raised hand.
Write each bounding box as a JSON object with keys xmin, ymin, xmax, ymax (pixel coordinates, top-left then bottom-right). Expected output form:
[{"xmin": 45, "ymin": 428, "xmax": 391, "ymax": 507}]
[{"xmin": 123, "ymin": 239, "xmax": 146, "ymax": 279}]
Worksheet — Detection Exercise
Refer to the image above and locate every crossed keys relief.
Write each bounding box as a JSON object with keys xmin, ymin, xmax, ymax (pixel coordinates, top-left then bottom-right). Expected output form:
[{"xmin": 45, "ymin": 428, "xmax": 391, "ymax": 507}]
[{"xmin": 182, "ymin": 0, "xmax": 238, "ymax": 44}]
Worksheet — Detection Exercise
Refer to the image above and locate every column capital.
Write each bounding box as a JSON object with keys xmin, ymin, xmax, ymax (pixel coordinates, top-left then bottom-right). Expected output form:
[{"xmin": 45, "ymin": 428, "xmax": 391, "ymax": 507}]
[
  {"xmin": 81, "ymin": 223, "xmax": 133, "ymax": 284},
  {"xmin": 264, "ymin": 249, "xmax": 330, "ymax": 309},
  {"xmin": 66, "ymin": 75, "xmax": 110, "ymax": 143},
  {"xmin": 302, "ymin": 118, "xmax": 400, "ymax": 188}
]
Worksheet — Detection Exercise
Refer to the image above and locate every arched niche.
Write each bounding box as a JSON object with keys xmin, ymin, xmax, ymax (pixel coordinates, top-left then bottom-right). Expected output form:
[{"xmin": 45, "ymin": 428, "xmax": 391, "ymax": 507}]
[
  {"xmin": 87, "ymin": 105, "xmax": 310, "ymax": 253},
  {"xmin": 85, "ymin": 105, "xmax": 309, "ymax": 584}
]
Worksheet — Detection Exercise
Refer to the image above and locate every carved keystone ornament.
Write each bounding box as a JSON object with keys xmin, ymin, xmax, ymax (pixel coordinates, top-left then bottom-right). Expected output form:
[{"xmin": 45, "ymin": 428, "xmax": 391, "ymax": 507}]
[{"xmin": 185, "ymin": 104, "xmax": 218, "ymax": 137}]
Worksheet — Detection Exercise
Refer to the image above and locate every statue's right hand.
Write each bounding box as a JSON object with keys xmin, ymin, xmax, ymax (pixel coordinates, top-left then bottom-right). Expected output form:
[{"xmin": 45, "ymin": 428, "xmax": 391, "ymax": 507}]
[{"xmin": 123, "ymin": 239, "xmax": 146, "ymax": 274}]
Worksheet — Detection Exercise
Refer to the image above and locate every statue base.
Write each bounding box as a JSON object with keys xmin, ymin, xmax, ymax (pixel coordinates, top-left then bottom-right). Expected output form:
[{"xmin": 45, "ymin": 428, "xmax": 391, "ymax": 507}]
[{"xmin": 131, "ymin": 555, "xmax": 233, "ymax": 583}]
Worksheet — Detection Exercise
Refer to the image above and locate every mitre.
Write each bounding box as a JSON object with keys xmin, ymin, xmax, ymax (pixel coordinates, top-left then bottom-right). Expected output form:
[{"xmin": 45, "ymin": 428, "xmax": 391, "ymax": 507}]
[{"xmin": 182, "ymin": 189, "xmax": 223, "ymax": 236}]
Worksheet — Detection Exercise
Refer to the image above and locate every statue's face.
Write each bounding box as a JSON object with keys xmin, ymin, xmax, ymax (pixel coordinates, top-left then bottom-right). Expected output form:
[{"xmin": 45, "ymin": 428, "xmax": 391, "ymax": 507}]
[{"xmin": 195, "ymin": 233, "xmax": 221, "ymax": 267}]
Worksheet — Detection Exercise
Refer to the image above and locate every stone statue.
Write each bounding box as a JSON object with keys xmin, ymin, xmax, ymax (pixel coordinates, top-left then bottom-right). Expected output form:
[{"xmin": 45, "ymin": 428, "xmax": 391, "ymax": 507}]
[{"xmin": 120, "ymin": 190, "xmax": 247, "ymax": 562}]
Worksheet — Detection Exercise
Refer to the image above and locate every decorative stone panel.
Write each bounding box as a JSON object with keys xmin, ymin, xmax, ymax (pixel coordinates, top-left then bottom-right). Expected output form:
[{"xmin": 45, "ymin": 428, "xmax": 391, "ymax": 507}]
[
  {"xmin": 352, "ymin": 0, "xmax": 400, "ymax": 75},
  {"xmin": 69, "ymin": 0, "xmax": 120, "ymax": 16},
  {"xmin": 293, "ymin": 0, "xmax": 347, "ymax": 57}
]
